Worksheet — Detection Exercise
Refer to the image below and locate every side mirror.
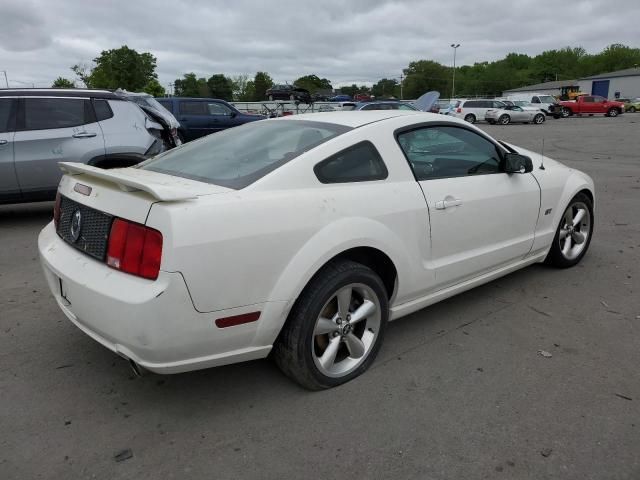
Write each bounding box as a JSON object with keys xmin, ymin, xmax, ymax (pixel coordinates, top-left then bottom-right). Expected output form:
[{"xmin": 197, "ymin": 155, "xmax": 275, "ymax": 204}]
[
  {"xmin": 504, "ymin": 153, "xmax": 533, "ymax": 174},
  {"xmin": 230, "ymin": 111, "xmax": 237, "ymax": 118}
]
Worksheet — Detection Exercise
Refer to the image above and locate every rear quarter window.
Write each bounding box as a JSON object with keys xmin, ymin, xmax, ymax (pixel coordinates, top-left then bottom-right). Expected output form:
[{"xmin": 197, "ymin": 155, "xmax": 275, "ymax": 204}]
[
  {"xmin": 314, "ymin": 141, "xmax": 388, "ymax": 184},
  {"xmin": 93, "ymin": 99, "xmax": 114, "ymax": 121},
  {"xmin": 0, "ymin": 98, "xmax": 16, "ymax": 133},
  {"xmin": 179, "ymin": 101, "xmax": 208, "ymax": 115}
]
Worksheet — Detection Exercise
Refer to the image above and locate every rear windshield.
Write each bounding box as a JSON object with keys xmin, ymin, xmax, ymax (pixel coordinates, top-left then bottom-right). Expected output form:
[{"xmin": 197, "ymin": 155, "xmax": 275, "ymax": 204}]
[
  {"xmin": 538, "ymin": 95, "xmax": 556, "ymax": 104},
  {"xmin": 139, "ymin": 120, "xmax": 351, "ymax": 189}
]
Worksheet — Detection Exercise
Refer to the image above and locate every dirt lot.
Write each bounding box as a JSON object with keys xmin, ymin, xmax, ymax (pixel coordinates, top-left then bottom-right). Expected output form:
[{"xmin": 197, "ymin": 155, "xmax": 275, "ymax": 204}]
[{"xmin": 1, "ymin": 114, "xmax": 639, "ymax": 480}]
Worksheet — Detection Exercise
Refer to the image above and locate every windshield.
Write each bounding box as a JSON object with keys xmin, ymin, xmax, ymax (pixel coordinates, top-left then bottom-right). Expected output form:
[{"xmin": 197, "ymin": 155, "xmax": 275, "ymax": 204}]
[
  {"xmin": 140, "ymin": 120, "xmax": 350, "ymax": 189},
  {"xmin": 538, "ymin": 95, "xmax": 556, "ymax": 104}
]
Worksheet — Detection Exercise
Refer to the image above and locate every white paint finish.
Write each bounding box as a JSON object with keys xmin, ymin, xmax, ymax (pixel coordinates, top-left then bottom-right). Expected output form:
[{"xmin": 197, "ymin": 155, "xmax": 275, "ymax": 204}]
[
  {"xmin": 98, "ymin": 100, "xmax": 155, "ymax": 155},
  {"xmin": 39, "ymin": 113, "xmax": 595, "ymax": 373}
]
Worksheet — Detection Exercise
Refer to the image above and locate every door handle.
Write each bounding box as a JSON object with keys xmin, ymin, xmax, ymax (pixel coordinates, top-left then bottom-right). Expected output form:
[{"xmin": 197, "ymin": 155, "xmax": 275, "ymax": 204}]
[
  {"xmin": 72, "ymin": 132, "xmax": 97, "ymax": 138},
  {"xmin": 435, "ymin": 197, "xmax": 462, "ymax": 210},
  {"xmin": 0, "ymin": 139, "xmax": 7, "ymax": 146}
]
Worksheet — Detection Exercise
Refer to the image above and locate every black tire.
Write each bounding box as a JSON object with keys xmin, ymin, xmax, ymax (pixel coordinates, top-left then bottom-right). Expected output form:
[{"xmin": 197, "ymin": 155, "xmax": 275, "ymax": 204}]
[
  {"xmin": 464, "ymin": 114, "xmax": 476, "ymax": 123},
  {"xmin": 545, "ymin": 192, "xmax": 594, "ymax": 268},
  {"xmin": 272, "ymin": 260, "xmax": 389, "ymax": 390},
  {"xmin": 534, "ymin": 113, "xmax": 545, "ymax": 124},
  {"xmin": 498, "ymin": 114, "xmax": 510, "ymax": 125},
  {"xmin": 607, "ymin": 108, "xmax": 619, "ymax": 117},
  {"xmin": 629, "ymin": 106, "xmax": 636, "ymax": 113},
  {"xmin": 561, "ymin": 107, "xmax": 571, "ymax": 118}
]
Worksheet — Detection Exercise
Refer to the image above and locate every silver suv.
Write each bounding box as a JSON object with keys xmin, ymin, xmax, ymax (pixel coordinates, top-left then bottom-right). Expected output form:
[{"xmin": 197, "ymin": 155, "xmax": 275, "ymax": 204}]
[{"xmin": 0, "ymin": 89, "xmax": 170, "ymax": 205}]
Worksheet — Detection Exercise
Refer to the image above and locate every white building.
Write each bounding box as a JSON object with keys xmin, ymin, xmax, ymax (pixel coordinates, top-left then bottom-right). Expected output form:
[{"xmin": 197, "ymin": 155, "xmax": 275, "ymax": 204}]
[
  {"xmin": 578, "ymin": 68, "xmax": 640, "ymax": 99},
  {"xmin": 502, "ymin": 79, "xmax": 578, "ymax": 97}
]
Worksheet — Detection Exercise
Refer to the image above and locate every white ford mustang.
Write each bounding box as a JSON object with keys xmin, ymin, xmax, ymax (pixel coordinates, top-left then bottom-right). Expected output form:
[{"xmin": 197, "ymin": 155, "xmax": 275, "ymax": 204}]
[{"xmin": 39, "ymin": 111, "xmax": 594, "ymax": 389}]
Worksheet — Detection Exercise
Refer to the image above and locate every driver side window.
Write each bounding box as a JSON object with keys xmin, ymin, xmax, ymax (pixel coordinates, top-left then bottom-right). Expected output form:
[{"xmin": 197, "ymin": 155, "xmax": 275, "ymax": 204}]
[{"xmin": 397, "ymin": 126, "xmax": 503, "ymax": 181}]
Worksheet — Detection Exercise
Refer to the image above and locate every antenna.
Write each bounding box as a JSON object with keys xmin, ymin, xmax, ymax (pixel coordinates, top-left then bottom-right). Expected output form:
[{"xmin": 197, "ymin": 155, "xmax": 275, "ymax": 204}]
[{"xmin": 540, "ymin": 138, "xmax": 546, "ymax": 170}]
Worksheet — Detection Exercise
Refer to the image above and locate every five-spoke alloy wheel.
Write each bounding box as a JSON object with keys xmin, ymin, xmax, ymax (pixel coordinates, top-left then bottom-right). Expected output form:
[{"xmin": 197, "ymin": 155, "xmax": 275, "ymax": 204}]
[
  {"xmin": 273, "ymin": 260, "xmax": 388, "ymax": 390},
  {"xmin": 546, "ymin": 192, "xmax": 594, "ymax": 268}
]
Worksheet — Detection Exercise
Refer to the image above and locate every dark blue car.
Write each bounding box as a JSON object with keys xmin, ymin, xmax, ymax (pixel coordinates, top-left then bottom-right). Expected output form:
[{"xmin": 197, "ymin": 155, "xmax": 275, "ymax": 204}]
[{"xmin": 156, "ymin": 97, "xmax": 266, "ymax": 142}]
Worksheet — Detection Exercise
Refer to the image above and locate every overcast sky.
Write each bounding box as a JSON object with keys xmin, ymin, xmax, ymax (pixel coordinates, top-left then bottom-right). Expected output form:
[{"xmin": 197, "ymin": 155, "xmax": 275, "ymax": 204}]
[{"xmin": 1, "ymin": 0, "xmax": 638, "ymax": 90}]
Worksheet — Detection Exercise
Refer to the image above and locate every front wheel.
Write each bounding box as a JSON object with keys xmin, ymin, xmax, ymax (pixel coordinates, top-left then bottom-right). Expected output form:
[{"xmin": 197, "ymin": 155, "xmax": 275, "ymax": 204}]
[
  {"xmin": 534, "ymin": 113, "xmax": 545, "ymax": 124},
  {"xmin": 607, "ymin": 108, "xmax": 619, "ymax": 117},
  {"xmin": 629, "ymin": 106, "xmax": 636, "ymax": 113},
  {"xmin": 545, "ymin": 192, "xmax": 594, "ymax": 268},
  {"xmin": 561, "ymin": 107, "xmax": 571, "ymax": 118},
  {"xmin": 273, "ymin": 260, "xmax": 388, "ymax": 390}
]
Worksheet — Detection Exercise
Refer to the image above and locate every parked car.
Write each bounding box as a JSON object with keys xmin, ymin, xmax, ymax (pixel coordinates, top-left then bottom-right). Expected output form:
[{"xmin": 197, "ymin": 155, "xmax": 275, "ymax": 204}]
[
  {"xmin": 0, "ymin": 88, "xmax": 172, "ymax": 205},
  {"xmin": 39, "ymin": 110, "xmax": 595, "ymax": 389},
  {"xmin": 616, "ymin": 98, "xmax": 640, "ymax": 113},
  {"xmin": 505, "ymin": 93, "xmax": 563, "ymax": 118},
  {"xmin": 115, "ymin": 90, "xmax": 181, "ymax": 146},
  {"xmin": 449, "ymin": 99, "xmax": 507, "ymax": 123},
  {"xmin": 354, "ymin": 93, "xmax": 372, "ymax": 102},
  {"xmin": 485, "ymin": 105, "xmax": 546, "ymax": 125},
  {"xmin": 329, "ymin": 94, "xmax": 353, "ymax": 102},
  {"xmin": 156, "ymin": 97, "xmax": 265, "ymax": 142},
  {"xmin": 558, "ymin": 95, "xmax": 625, "ymax": 117},
  {"xmin": 265, "ymin": 85, "xmax": 311, "ymax": 103},
  {"xmin": 353, "ymin": 101, "xmax": 418, "ymax": 111}
]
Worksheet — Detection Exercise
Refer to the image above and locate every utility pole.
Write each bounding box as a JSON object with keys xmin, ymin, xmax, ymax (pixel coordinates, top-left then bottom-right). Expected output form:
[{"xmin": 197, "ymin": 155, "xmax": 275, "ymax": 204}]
[
  {"xmin": 450, "ymin": 44, "xmax": 460, "ymax": 99},
  {"xmin": 1, "ymin": 71, "xmax": 8, "ymax": 88},
  {"xmin": 400, "ymin": 73, "xmax": 404, "ymax": 100}
]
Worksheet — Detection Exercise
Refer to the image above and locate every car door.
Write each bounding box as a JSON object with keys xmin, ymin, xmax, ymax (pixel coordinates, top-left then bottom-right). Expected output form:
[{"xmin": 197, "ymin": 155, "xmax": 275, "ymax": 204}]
[
  {"xmin": 13, "ymin": 97, "xmax": 106, "ymax": 198},
  {"xmin": 510, "ymin": 106, "xmax": 529, "ymax": 122},
  {"xmin": 397, "ymin": 125, "xmax": 540, "ymax": 288},
  {"xmin": 580, "ymin": 96, "xmax": 597, "ymax": 113},
  {"xmin": 0, "ymin": 98, "xmax": 19, "ymax": 202},
  {"xmin": 176, "ymin": 100, "xmax": 213, "ymax": 141},
  {"xmin": 591, "ymin": 96, "xmax": 607, "ymax": 113},
  {"xmin": 206, "ymin": 101, "xmax": 238, "ymax": 131}
]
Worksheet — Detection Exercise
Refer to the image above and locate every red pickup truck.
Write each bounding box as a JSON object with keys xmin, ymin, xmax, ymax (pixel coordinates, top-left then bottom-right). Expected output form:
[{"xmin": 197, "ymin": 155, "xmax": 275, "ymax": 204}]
[{"xmin": 559, "ymin": 95, "xmax": 625, "ymax": 117}]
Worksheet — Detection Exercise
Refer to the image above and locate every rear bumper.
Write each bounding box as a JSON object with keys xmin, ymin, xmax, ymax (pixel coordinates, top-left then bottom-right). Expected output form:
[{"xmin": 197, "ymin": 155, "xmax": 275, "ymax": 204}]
[{"xmin": 38, "ymin": 222, "xmax": 282, "ymax": 373}]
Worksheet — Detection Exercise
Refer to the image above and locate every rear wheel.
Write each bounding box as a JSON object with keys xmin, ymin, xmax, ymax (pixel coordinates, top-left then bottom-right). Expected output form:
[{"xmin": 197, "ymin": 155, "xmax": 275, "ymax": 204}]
[
  {"xmin": 498, "ymin": 114, "xmax": 511, "ymax": 125},
  {"xmin": 273, "ymin": 260, "xmax": 388, "ymax": 390},
  {"xmin": 545, "ymin": 193, "xmax": 593, "ymax": 268},
  {"xmin": 464, "ymin": 114, "xmax": 476, "ymax": 123},
  {"xmin": 534, "ymin": 113, "xmax": 545, "ymax": 124}
]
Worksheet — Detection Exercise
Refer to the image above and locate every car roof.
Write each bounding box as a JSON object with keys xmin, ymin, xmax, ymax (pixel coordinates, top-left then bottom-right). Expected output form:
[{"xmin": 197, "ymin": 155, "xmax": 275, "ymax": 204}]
[
  {"xmin": 0, "ymin": 88, "xmax": 120, "ymax": 99},
  {"xmin": 277, "ymin": 110, "xmax": 435, "ymax": 128}
]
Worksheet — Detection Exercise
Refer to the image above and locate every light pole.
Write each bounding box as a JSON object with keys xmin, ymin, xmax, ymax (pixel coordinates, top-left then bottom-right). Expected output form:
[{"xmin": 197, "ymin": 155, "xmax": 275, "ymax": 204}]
[
  {"xmin": 450, "ymin": 44, "xmax": 460, "ymax": 99},
  {"xmin": 1, "ymin": 71, "xmax": 8, "ymax": 88}
]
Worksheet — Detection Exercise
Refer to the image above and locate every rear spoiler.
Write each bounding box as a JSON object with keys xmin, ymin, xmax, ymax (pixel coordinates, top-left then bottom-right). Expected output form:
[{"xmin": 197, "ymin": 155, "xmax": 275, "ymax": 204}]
[{"xmin": 59, "ymin": 162, "xmax": 197, "ymax": 201}]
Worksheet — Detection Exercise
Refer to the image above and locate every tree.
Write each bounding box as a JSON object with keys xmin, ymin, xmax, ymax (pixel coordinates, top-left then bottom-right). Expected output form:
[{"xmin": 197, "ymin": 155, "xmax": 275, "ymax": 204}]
[
  {"xmin": 403, "ymin": 60, "xmax": 450, "ymax": 99},
  {"xmin": 75, "ymin": 45, "xmax": 158, "ymax": 91},
  {"xmin": 231, "ymin": 75, "xmax": 256, "ymax": 101},
  {"xmin": 174, "ymin": 73, "xmax": 203, "ymax": 97},
  {"xmin": 52, "ymin": 77, "xmax": 75, "ymax": 88},
  {"xmin": 253, "ymin": 72, "xmax": 274, "ymax": 100},
  {"xmin": 143, "ymin": 78, "xmax": 166, "ymax": 97},
  {"xmin": 371, "ymin": 78, "xmax": 398, "ymax": 98},
  {"xmin": 207, "ymin": 74, "xmax": 234, "ymax": 100},
  {"xmin": 293, "ymin": 74, "xmax": 332, "ymax": 93}
]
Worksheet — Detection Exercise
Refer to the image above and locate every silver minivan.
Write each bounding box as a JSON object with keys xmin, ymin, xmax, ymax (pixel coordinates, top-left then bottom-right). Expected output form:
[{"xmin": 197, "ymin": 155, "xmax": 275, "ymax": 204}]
[
  {"xmin": 449, "ymin": 99, "xmax": 507, "ymax": 123},
  {"xmin": 0, "ymin": 89, "xmax": 170, "ymax": 205}
]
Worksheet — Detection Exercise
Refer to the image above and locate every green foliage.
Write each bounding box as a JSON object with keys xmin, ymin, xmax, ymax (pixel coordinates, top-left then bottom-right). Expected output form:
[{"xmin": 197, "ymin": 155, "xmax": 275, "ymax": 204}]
[
  {"xmin": 293, "ymin": 74, "xmax": 332, "ymax": 93},
  {"xmin": 76, "ymin": 46, "xmax": 158, "ymax": 91},
  {"xmin": 371, "ymin": 78, "xmax": 398, "ymax": 98},
  {"xmin": 231, "ymin": 75, "xmax": 255, "ymax": 101},
  {"xmin": 254, "ymin": 72, "xmax": 274, "ymax": 100},
  {"xmin": 143, "ymin": 78, "xmax": 165, "ymax": 97},
  {"xmin": 339, "ymin": 84, "xmax": 370, "ymax": 97},
  {"xmin": 403, "ymin": 60, "xmax": 450, "ymax": 98},
  {"xmin": 52, "ymin": 77, "xmax": 75, "ymax": 88},
  {"xmin": 207, "ymin": 74, "xmax": 234, "ymax": 100}
]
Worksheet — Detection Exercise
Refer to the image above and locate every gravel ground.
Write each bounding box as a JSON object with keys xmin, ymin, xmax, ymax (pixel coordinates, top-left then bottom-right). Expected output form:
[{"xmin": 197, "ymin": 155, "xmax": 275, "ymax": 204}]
[{"xmin": 1, "ymin": 114, "xmax": 639, "ymax": 480}]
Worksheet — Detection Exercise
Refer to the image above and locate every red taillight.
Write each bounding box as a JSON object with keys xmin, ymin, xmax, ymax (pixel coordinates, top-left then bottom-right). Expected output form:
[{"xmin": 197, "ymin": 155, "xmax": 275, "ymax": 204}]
[
  {"xmin": 53, "ymin": 192, "xmax": 61, "ymax": 228},
  {"xmin": 106, "ymin": 218, "xmax": 163, "ymax": 280},
  {"xmin": 457, "ymin": 107, "xmax": 462, "ymax": 113}
]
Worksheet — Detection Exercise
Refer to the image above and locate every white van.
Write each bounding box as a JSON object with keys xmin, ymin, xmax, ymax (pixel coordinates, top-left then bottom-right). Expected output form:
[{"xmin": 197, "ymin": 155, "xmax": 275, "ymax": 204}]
[{"xmin": 505, "ymin": 93, "xmax": 562, "ymax": 118}]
